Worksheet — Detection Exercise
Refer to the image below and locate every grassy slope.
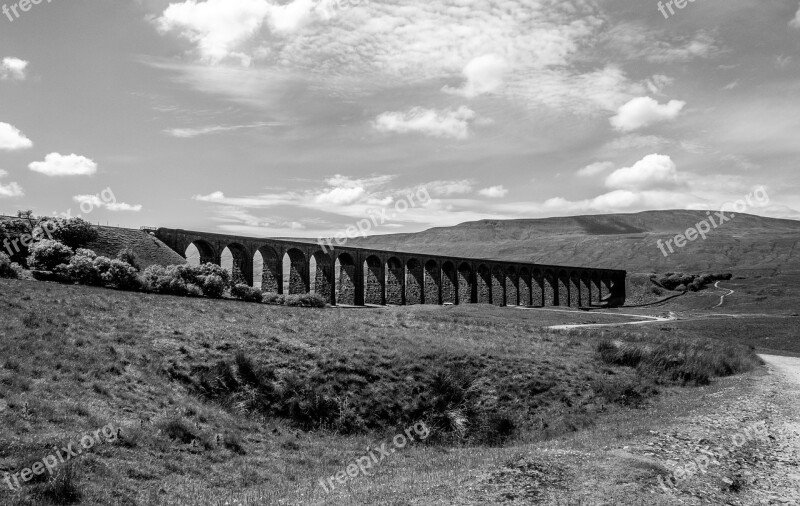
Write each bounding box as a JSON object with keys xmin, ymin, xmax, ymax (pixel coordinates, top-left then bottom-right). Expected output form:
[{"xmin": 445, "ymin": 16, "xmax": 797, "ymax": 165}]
[
  {"xmin": 347, "ymin": 210, "xmax": 800, "ymax": 274},
  {"xmin": 0, "ymin": 279, "xmax": 768, "ymax": 505},
  {"xmin": 83, "ymin": 227, "xmax": 186, "ymax": 269}
]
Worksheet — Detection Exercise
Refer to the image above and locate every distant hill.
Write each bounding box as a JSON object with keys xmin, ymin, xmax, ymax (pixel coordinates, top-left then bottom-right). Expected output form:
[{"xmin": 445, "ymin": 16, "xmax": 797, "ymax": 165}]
[{"xmin": 346, "ymin": 211, "xmax": 800, "ymax": 274}]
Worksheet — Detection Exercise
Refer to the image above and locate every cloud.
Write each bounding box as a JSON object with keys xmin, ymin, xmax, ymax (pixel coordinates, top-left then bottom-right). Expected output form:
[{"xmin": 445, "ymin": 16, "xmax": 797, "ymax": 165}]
[
  {"xmin": 478, "ymin": 185, "xmax": 508, "ymax": 198},
  {"xmin": 373, "ymin": 106, "xmax": 477, "ymax": 140},
  {"xmin": 791, "ymin": 3, "xmax": 800, "ymax": 29},
  {"xmin": 164, "ymin": 121, "xmax": 281, "ymax": 138},
  {"xmin": 604, "ymin": 154, "xmax": 679, "ymax": 191},
  {"xmin": 443, "ymin": 54, "xmax": 509, "ymax": 98},
  {"xmin": 577, "ymin": 161, "xmax": 614, "ymax": 177},
  {"xmin": 0, "ymin": 57, "xmax": 28, "ymax": 80},
  {"xmin": 0, "ymin": 170, "xmax": 23, "ymax": 198},
  {"xmin": 73, "ymin": 195, "xmax": 142, "ymax": 212},
  {"xmin": 610, "ymin": 97, "xmax": 685, "ymax": 132},
  {"xmin": 0, "ymin": 122, "xmax": 33, "ymax": 150},
  {"xmin": 29, "ymin": 153, "xmax": 98, "ymax": 176},
  {"xmin": 427, "ymin": 180, "xmax": 474, "ymax": 196}
]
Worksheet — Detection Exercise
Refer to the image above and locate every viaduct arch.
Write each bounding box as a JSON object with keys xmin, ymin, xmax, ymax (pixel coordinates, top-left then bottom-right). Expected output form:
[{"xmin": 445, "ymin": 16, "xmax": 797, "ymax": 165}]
[{"xmin": 157, "ymin": 228, "xmax": 626, "ymax": 307}]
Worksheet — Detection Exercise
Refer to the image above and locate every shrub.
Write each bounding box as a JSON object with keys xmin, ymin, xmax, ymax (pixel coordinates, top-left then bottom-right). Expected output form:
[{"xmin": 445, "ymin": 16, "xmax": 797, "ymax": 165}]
[
  {"xmin": 116, "ymin": 248, "xmax": 140, "ymax": 271},
  {"xmin": 201, "ymin": 274, "xmax": 225, "ymax": 299},
  {"xmin": 74, "ymin": 248, "xmax": 97, "ymax": 260},
  {"xmin": 101, "ymin": 259, "xmax": 140, "ymax": 291},
  {"xmin": 27, "ymin": 239, "xmax": 74, "ymax": 271},
  {"xmin": 262, "ymin": 292, "xmax": 285, "ymax": 305},
  {"xmin": 0, "ymin": 252, "xmax": 18, "ymax": 279},
  {"xmin": 63, "ymin": 254, "xmax": 102, "ymax": 286},
  {"xmin": 35, "ymin": 217, "xmax": 98, "ymax": 249},
  {"xmin": 284, "ymin": 293, "xmax": 327, "ymax": 308},
  {"xmin": 231, "ymin": 283, "xmax": 263, "ymax": 303}
]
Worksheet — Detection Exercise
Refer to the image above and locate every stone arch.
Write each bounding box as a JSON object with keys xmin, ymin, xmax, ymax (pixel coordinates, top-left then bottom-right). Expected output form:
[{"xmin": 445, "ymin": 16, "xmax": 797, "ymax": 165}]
[
  {"xmin": 601, "ymin": 274, "xmax": 612, "ymax": 302},
  {"xmin": 223, "ymin": 243, "xmax": 253, "ymax": 286},
  {"xmin": 335, "ymin": 253, "xmax": 356, "ymax": 305},
  {"xmin": 424, "ymin": 259, "xmax": 441, "ymax": 305},
  {"xmin": 406, "ymin": 258, "xmax": 424, "ymax": 305},
  {"xmin": 519, "ymin": 267, "xmax": 532, "ymax": 307},
  {"xmin": 580, "ymin": 272, "xmax": 592, "ymax": 307},
  {"xmin": 558, "ymin": 270, "xmax": 571, "ymax": 306},
  {"xmin": 255, "ymin": 245, "xmax": 281, "ymax": 293},
  {"xmin": 385, "ymin": 257, "xmax": 404, "ymax": 305},
  {"xmin": 491, "ymin": 265, "xmax": 505, "ymax": 306},
  {"xmin": 283, "ymin": 248, "xmax": 308, "ymax": 294},
  {"xmin": 441, "ymin": 261, "xmax": 457, "ymax": 304},
  {"xmin": 505, "ymin": 266, "xmax": 519, "ymax": 306},
  {"xmin": 533, "ymin": 268, "xmax": 546, "ymax": 307},
  {"xmin": 363, "ymin": 255, "xmax": 384, "ymax": 305},
  {"xmin": 477, "ymin": 264, "xmax": 491, "ymax": 304},
  {"xmin": 544, "ymin": 269, "xmax": 557, "ymax": 306},
  {"xmin": 185, "ymin": 239, "xmax": 216, "ymax": 266},
  {"xmin": 592, "ymin": 272, "xmax": 603, "ymax": 304},
  {"xmin": 457, "ymin": 262, "xmax": 474, "ymax": 304},
  {"xmin": 569, "ymin": 271, "xmax": 581, "ymax": 307},
  {"xmin": 310, "ymin": 250, "xmax": 333, "ymax": 303}
]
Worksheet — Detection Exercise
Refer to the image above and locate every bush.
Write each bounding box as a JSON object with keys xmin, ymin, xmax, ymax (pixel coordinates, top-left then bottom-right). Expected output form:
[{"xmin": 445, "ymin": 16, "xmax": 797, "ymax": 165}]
[
  {"xmin": 35, "ymin": 217, "xmax": 98, "ymax": 249},
  {"xmin": 63, "ymin": 253, "xmax": 102, "ymax": 286},
  {"xmin": 201, "ymin": 274, "xmax": 225, "ymax": 299},
  {"xmin": 116, "ymin": 248, "xmax": 140, "ymax": 271},
  {"xmin": 262, "ymin": 292, "xmax": 286, "ymax": 305},
  {"xmin": 27, "ymin": 239, "xmax": 74, "ymax": 271},
  {"xmin": 0, "ymin": 252, "xmax": 18, "ymax": 279},
  {"xmin": 231, "ymin": 283, "xmax": 263, "ymax": 303},
  {"xmin": 101, "ymin": 259, "xmax": 140, "ymax": 291},
  {"xmin": 285, "ymin": 293, "xmax": 327, "ymax": 308}
]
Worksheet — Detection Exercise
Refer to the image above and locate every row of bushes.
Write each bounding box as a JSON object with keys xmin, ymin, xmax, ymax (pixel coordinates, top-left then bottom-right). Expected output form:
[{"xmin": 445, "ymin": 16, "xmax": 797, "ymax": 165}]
[
  {"xmin": 651, "ymin": 272, "xmax": 733, "ymax": 292},
  {"xmin": 0, "ymin": 252, "xmax": 24, "ymax": 279},
  {"xmin": 229, "ymin": 285, "xmax": 327, "ymax": 308}
]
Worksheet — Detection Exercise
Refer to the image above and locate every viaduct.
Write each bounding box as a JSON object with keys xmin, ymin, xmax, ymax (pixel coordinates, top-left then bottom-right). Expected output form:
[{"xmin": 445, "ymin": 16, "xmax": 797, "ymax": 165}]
[{"xmin": 153, "ymin": 228, "xmax": 627, "ymax": 308}]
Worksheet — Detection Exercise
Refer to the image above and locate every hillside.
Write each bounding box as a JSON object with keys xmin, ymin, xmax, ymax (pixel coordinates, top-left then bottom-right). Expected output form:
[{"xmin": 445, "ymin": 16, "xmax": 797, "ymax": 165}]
[
  {"xmin": 347, "ymin": 210, "xmax": 800, "ymax": 274},
  {"xmin": 84, "ymin": 227, "xmax": 187, "ymax": 269}
]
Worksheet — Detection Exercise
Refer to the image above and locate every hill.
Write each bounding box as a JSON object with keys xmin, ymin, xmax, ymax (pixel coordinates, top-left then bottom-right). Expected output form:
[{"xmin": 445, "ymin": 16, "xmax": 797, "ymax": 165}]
[
  {"xmin": 84, "ymin": 226, "xmax": 186, "ymax": 269},
  {"xmin": 346, "ymin": 210, "xmax": 800, "ymax": 274}
]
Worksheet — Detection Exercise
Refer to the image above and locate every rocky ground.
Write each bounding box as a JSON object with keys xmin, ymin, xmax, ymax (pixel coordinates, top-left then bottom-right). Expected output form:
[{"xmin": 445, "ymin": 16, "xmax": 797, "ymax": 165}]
[{"xmin": 452, "ymin": 355, "xmax": 800, "ymax": 505}]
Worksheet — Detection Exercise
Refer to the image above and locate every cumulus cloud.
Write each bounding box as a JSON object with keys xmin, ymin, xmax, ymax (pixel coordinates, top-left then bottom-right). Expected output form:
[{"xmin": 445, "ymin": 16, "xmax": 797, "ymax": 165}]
[
  {"xmin": 610, "ymin": 96, "xmax": 685, "ymax": 132},
  {"xmin": 443, "ymin": 54, "xmax": 509, "ymax": 98},
  {"xmin": 0, "ymin": 57, "xmax": 28, "ymax": 80},
  {"xmin": 29, "ymin": 153, "xmax": 98, "ymax": 177},
  {"xmin": 0, "ymin": 170, "xmax": 23, "ymax": 198},
  {"xmin": 577, "ymin": 161, "xmax": 614, "ymax": 177},
  {"xmin": 373, "ymin": 106, "xmax": 477, "ymax": 140},
  {"xmin": 791, "ymin": 3, "xmax": 800, "ymax": 29},
  {"xmin": 0, "ymin": 122, "xmax": 33, "ymax": 150},
  {"xmin": 73, "ymin": 194, "xmax": 142, "ymax": 212},
  {"xmin": 478, "ymin": 185, "xmax": 508, "ymax": 198},
  {"xmin": 604, "ymin": 154, "xmax": 679, "ymax": 191}
]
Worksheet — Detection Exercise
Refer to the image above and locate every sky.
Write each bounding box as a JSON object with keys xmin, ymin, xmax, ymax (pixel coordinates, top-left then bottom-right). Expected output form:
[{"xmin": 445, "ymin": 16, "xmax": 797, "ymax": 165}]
[{"xmin": 1, "ymin": 0, "xmax": 799, "ymax": 239}]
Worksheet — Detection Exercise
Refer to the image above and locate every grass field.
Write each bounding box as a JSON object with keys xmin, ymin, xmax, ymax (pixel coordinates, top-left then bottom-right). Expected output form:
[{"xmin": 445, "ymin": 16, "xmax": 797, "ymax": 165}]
[{"xmin": 0, "ymin": 277, "xmax": 774, "ymax": 505}]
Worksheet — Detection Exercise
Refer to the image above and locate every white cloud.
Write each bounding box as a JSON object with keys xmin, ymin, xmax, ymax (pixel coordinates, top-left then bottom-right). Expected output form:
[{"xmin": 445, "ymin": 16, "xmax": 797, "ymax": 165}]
[
  {"xmin": 604, "ymin": 154, "xmax": 679, "ymax": 191},
  {"xmin": 610, "ymin": 96, "xmax": 686, "ymax": 132},
  {"xmin": 443, "ymin": 54, "xmax": 509, "ymax": 98},
  {"xmin": 427, "ymin": 180, "xmax": 474, "ymax": 196},
  {"xmin": 29, "ymin": 153, "xmax": 98, "ymax": 177},
  {"xmin": 373, "ymin": 106, "xmax": 476, "ymax": 140},
  {"xmin": 0, "ymin": 170, "xmax": 23, "ymax": 198},
  {"xmin": 0, "ymin": 57, "xmax": 28, "ymax": 80},
  {"xmin": 73, "ymin": 194, "xmax": 142, "ymax": 212},
  {"xmin": 577, "ymin": 161, "xmax": 614, "ymax": 177},
  {"xmin": 791, "ymin": 3, "xmax": 800, "ymax": 29},
  {"xmin": 164, "ymin": 121, "xmax": 281, "ymax": 138},
  {"xmin": 478, "ymin": 185, "xmax": 508, "ymax": 198},
  {"xmin": 0, "ymin": 122, "xmax": 33, "ymax": 150}
]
